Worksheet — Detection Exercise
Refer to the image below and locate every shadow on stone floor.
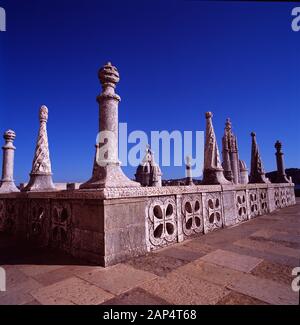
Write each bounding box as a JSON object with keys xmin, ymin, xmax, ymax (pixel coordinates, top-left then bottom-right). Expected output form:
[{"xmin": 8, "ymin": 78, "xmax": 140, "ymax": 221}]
[{"xmin": 0, "ymin": 233, "xmax": 95, "ymax": 266}]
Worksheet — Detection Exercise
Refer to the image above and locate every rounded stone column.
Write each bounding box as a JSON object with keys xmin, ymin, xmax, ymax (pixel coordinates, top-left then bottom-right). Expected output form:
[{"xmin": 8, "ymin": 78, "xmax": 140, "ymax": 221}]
[
  {"xmin": 274, "ymin": 140, "xmax": 290, "ymax": 183},
  {"xmin": 80, "ymin": 62, "xmax": 139, "ymax": 189},
  {"xmin": 0, "ymin": 130, "xmax": 20, "ymax": 193}
]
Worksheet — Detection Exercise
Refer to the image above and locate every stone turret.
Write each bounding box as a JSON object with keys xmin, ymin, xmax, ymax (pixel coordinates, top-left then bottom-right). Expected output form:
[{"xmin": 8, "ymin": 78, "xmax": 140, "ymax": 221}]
[
  {"xmin": 80, "ymin": 62, "xmax": 140, "ymax": 189},
  {"xmin": 135, "ymin": 145, "xmax": 162, "ymax": 187},
  {"xmin": 249, "ymin": 132, "xmax": 270, "ymax": 184},
  {"xmin": 221, "ymin": 118, "xmax": 248, "ymax": 184},
  {"xmin": 274, "ymin": 141, "xmax": 291, "ymax": 183},
  {"xmin": 23, "ymin": 106, "xmax": 56, "ymax": 192},
  {"xmin": 202, "ymin": 112, "xmax": 231, "ymax": 185},
  {"xmin": 0, "ymin": 130, "xmax": 19, "ymax": 193},
  {"xmin": 222, "ymin": 118, "xmax": 240, "ymax": 183},
  {"xmin": 239, "ymin": 160, "xmax": 249, "ymax": 184}
]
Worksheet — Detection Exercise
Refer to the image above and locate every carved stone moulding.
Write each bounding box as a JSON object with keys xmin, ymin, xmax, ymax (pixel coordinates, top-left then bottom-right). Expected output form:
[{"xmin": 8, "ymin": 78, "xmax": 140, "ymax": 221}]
[
  {"xmin": 181, "ymin": 194, "xmax": 204, "ymax": 238},
  {"xmin": 235, "ymin": 190, "xmax": 248, "ymax": 222},
  {"xmin": 50, "ymin": 201, "xmax": 72, "ymax": 252},
  {"xmin": 203, "ymin": 192, "xmax": 223, "ymax": 234},
  {"xmin": 146, "ymin": 196, "xmax": 177, "ymax": 250}
]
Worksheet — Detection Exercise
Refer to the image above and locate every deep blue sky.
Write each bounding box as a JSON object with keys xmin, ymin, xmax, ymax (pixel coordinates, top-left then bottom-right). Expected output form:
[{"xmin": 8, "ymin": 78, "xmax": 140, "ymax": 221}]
[{"xmin": 0, "ymin": 0, "xmax": 299, "ymax": 183}]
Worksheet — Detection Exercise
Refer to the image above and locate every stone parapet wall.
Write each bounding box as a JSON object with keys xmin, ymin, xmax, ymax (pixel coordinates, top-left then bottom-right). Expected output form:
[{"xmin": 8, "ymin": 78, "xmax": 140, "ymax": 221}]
[{"xmin": 0, "ymin": 183, "xmax": 296, "ymax": 266}]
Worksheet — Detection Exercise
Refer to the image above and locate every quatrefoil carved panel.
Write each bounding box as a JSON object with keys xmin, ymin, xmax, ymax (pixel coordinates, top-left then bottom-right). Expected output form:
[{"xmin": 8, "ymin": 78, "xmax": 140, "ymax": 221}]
[
  {"xmin": 181, "ymin": 195, "xmax": 203, "ymax": 237},
  {"xmin": 204, "ymin": 193, "xmax": 222, "ymax": 232},
  {"xmin": 236, "ymin": 191, "xmax": 248, "ymax": 222},
  {"xmin": 259, "ymin": 189, "xmax": 268, "ymax": 214},
  {"xmin": 274, "ymin": 189, "xmax": 280, "ymax": 209},
  {"xmin": 147, "ymin": 197, "xmax": 177, "ymax": 248},
  {"xmin": 249, "ymin": 190, "xmax": 259, "ymax": 218},
  {"xmin": 50, "ymin": 203, "xmax": 72, "ymax": 249}
]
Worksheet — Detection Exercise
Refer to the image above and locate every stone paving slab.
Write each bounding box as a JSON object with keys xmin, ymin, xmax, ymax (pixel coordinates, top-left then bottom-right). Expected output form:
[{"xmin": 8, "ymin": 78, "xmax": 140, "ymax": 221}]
[
  {"xmin": 155, "ymin": 246, "xmax": 204, "ymax": 262},
  {"xmin": 216, "ymin": 291, "xmax": 268, "ymax": 305},
  {"xmin": 234, "ymin": 238, "xmax": 300, "ymax": 259},
  {"xmin": 18, "ymin": 265, "xmax": 65, "ymax": 277},
  {"xmin": 102, "ymin": 287, "xmax": 170, "ymax": 305},
  {"xmin": 0, "ymin": 278, "xmax": 42, "ymax": 305},
  {"xmin": 251, "ymin": 261, "xmax": 294, "ymax": 286},
  {"xmin": 140, "ymin": 271, "xmax": 230, "ymax": 305},
  {"xmin": 175, "ymin": 260, "xmax": 244, "ymax": 287},
  {"xmin": 200, "ymin": 249, "xmax": 263, "ymax": 273},
  {"xmin": 31, "ymin": 277, "xmax": 114, "ymax": 305},
  {"xmin": 125, "ymin": 254, "xmax": 189, "ymax": 277},
  {"xmin": 228, "ymin": 273, "xmax": 299, "ymax": 305},
  {"xmin": 32, "ymin": 265, "xmax": 101, "ymax": 286},
  {"xmin": 250, "ymin": 229, "xmax": 278, "ymax": 239},
  {"xmin": 224, "ymin": 242, "xmax": 299, "ymax": 268},
  {"xmin": 78, "ymin": 264, "xmax": 157, "ymax": 295}
]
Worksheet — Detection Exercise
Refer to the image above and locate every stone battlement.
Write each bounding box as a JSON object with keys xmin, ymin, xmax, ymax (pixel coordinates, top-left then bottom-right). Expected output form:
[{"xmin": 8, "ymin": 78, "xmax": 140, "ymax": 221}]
[{"xmin": 0, "ymin": 182, "xmax": 295, "ymax": 266}]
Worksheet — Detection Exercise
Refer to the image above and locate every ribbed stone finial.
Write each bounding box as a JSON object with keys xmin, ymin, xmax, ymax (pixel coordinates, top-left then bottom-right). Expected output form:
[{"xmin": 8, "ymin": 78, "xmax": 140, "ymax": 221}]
[
  {"xmin": 202, "ymin": 112, "xmax": 231, "ymax": 185},
  {"xmin": 23, "ymin": 105, "xmax": 56, "ymax": 192},
  {"xmin": 249, "ymin": 132, "xmax": 270, "ymax": 184}
]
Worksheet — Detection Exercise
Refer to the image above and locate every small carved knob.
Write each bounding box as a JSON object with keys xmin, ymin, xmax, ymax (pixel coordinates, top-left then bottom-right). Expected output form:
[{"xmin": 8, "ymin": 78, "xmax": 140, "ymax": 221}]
[
  {"xmin": 205, "ymin": 112, "xmax": 213, "ymax": 119},
  {"xmin": 98, "ymin": 62, "xmax": 120, "ymax": 88},
  {"xmin": 275, "ymin": 140, "xmax": 282, "ymax": 152},
  {"xmin": 39, "ymin": 105, "xmax": 49, "ymax": 123},
  {"xmin": 3, "ymin": 130, "xmax": 16, "ymax": 142}
]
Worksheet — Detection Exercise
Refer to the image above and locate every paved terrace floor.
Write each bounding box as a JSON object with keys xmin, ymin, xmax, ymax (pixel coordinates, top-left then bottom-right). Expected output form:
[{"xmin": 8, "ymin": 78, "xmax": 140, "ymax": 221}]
[{"xmin": 1, "ymin": 199, "xmax": 300, "ymax": 305}]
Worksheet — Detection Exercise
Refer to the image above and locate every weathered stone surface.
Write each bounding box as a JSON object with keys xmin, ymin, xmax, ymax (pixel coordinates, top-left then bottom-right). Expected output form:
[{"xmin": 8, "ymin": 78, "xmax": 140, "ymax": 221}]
[
  {"xmin": 251, "ymin": 261, "xmax": 294, "ymax": 286},
  {"xmin": 217, "ymin": 291, "xmax": 268, "ymax": 305},
  {"xmin": 200, "ymin": 249, "xmax": 263, "ymax": 273},
  {"xmin": 126, "ymin": 253, "xmax": 189, "ymax": 277},
  {"xmin": 175, "ymin": 260, "xmax": 244, "ymax": 286},
  {"xmin": 102, "ymin": 287, "xmax": 170, "ymax": 305},
  {"xmin": 228, "ymin": 273, "xmax": 299, "ymax": 305},
  {"xmin": 234, "ymin": 238, "xmax": 300, "ymax": 259},
  {"xmin": 31, "ymin": 277, "xmax": 113, "ymax": 305},
  {"xmin": 77, "ymin": 264, "xmax": 156, "ymax": 295},
  {"xmin": 140, "ymin": 271, "xmax": 230, "ymax": 305}
]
